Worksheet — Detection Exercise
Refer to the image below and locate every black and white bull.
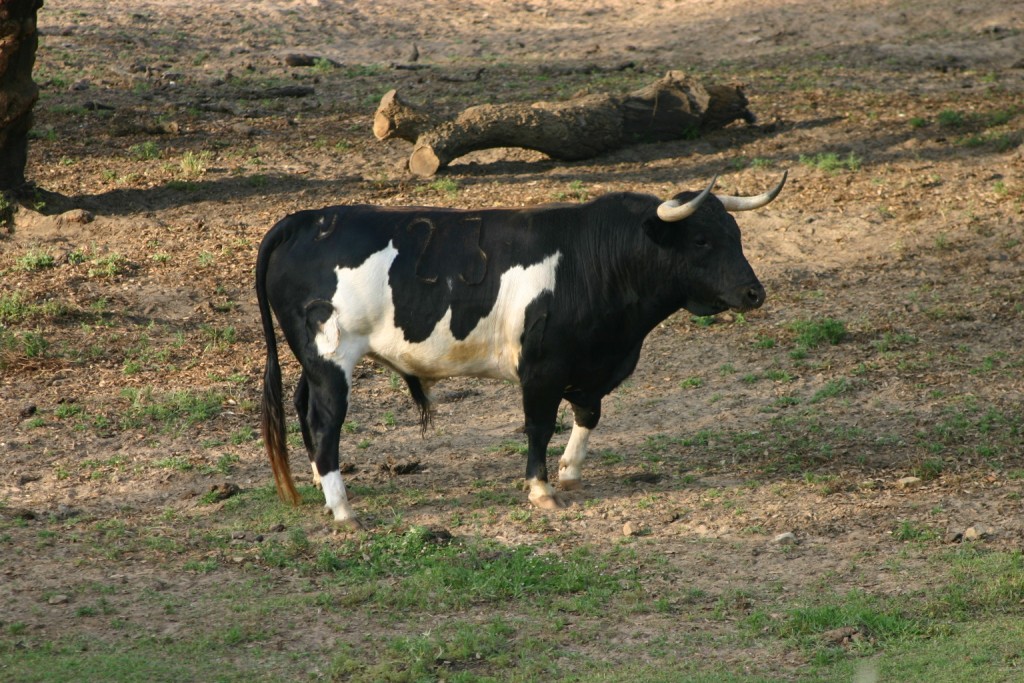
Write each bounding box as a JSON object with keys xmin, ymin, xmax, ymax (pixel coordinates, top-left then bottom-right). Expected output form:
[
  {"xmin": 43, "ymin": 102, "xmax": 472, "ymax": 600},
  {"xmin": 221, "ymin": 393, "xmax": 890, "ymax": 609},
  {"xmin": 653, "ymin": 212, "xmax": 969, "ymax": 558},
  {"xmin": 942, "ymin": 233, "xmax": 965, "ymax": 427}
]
[{"xmin": 256, "ymin": 173, "xmax": 786, "ymax": 528}]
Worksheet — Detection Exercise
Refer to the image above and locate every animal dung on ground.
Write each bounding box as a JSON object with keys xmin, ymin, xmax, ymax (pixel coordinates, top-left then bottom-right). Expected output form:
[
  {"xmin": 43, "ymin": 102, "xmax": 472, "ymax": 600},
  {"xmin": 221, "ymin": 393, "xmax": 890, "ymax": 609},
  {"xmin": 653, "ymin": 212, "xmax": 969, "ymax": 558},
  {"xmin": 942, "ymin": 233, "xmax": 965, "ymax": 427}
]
[{"xmin": 380, "ymin": 457, "xmax": 422, "ymax": 476}]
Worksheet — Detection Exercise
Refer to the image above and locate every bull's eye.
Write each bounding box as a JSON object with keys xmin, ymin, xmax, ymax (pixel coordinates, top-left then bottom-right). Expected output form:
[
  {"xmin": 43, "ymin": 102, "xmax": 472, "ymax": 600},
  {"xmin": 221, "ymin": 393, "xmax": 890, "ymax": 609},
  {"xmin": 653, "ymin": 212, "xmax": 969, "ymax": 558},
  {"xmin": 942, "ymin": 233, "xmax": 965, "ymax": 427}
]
[{"xmin": 694, "ymin": 236, "xmax": 710, "ymax": 248}]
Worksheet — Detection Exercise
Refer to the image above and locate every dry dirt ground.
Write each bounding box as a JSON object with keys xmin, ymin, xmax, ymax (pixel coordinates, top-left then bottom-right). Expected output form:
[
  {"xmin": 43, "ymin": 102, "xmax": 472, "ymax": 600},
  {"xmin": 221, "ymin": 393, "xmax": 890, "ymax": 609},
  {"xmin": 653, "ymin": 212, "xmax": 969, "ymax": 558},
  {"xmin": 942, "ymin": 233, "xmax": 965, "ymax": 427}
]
[{"xmin": 1, "ymin": 0, "xmax": 1023, "ymax": 680}]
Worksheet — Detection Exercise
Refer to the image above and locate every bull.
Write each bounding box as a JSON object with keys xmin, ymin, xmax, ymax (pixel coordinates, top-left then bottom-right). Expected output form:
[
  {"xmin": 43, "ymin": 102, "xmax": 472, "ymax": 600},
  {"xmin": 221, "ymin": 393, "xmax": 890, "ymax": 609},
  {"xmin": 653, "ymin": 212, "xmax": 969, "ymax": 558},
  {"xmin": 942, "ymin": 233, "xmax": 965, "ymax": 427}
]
[{"xmin": 256, "ymin": 172, "xmax": 786, "ymax": 528}]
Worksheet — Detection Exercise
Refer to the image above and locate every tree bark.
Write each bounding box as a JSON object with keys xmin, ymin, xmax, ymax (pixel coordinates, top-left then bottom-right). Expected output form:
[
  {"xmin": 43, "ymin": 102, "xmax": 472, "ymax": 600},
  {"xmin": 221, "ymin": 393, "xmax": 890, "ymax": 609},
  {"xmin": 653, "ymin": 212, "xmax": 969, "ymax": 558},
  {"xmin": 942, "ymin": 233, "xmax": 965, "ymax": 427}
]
[
  {"xmin": 374, "ymin": 71, "xmax": 755, "ymax": 177},
  {"xmin": 0, "ymin": 0, "xmax": 43, "ymax": 192}
]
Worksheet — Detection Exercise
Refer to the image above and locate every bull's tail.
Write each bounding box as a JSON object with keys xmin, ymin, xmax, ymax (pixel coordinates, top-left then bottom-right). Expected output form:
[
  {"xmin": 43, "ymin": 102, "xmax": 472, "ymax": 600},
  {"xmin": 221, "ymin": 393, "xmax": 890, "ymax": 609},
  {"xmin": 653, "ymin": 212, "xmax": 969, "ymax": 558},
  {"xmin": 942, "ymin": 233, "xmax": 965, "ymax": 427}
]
[
  {"xmin": 403, "ymin": 374, "xmax": 435, "ymax": 434},
  {"xmin": 256, "ymin": 221, "xmax": 301, "ymax": 506}
]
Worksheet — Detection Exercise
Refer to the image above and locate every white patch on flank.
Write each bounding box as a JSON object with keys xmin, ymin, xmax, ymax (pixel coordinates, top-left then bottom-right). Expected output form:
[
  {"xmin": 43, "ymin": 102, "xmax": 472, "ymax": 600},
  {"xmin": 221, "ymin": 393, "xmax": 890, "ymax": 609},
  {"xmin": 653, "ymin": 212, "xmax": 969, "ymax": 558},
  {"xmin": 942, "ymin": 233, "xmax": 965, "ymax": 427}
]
[
  {"xmin": 558, "ymin": 424, "xmax": 591, "ymax": 483},
  {"xmin": 315, "ymin": 243, "xmax": 561, "ymax": 383},
  {"xmin": 320, "ymin": 470, "xmax": 356, "ymax": 522}
]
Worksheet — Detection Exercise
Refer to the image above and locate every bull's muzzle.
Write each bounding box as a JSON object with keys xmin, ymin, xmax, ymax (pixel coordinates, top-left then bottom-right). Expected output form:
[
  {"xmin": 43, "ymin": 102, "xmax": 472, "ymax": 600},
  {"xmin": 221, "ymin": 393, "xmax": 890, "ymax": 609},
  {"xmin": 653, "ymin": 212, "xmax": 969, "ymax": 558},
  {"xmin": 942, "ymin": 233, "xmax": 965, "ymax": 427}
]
[{"xmin": 739, "ymin": 282, "xmax": 766, "ymax": 311}]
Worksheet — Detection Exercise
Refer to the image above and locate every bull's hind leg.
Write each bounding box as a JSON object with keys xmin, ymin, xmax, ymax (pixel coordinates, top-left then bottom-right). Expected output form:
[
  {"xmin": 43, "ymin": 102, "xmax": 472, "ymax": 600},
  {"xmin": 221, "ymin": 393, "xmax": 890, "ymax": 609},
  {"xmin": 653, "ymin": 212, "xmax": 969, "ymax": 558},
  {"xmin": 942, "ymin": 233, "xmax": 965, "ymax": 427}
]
[
  {"xmin": 558, "ymin": 399, "xmax": 600, "ymax": 491},
  {"xmin": 292, "ymin": 372, "xmax": 320, "ymax": 487},
  {"xmin": 303, "ymin": 357, "xmax": 361, "ymax": 529}
]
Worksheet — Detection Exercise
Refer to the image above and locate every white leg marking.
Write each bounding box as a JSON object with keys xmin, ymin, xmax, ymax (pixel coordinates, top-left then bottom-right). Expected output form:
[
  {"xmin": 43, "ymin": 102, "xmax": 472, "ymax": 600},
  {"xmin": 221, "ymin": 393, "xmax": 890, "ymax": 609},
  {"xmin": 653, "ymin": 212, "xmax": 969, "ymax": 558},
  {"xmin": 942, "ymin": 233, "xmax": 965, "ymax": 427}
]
[
  {"xmin": 320, "ymin": 470, "xmax": 356, "ymax": 523},
  {"xmin": 310, "ymin": 461, "xmax": 322, "ymax": 487},
  {"xmin": 558, "ymin": 424, "xmax": 591, "ymax": 486}
]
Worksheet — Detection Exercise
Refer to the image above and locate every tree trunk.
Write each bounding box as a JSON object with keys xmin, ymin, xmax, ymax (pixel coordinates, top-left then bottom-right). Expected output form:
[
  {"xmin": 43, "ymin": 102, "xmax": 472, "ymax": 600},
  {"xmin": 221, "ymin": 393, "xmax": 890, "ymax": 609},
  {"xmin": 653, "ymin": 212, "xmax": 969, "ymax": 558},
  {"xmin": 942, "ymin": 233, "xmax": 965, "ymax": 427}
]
[
  {"xmin": 374, "ymin": 71, "xmax": 755, "ymax": 177},
  {"xmin": 0, "ymin": 0, "xmax": 43, "ymax": 192}
]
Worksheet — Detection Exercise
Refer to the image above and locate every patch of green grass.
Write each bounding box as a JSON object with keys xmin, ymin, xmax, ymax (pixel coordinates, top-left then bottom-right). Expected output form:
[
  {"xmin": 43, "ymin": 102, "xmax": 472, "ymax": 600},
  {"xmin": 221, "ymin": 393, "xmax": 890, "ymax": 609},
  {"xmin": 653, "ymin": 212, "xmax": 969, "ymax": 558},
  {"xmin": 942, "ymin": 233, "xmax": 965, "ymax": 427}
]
[
  {"xmin": 799, "ymin": 151, "xmax": 862, "ymax": 173},
  {"xmin": 937, "ymin": 109, "xmax": 967, "ymax": 128},
  {"xmin": 200, "ymin": 324, "xmax": 237, "ymax": 351},
  {"xmin": 128, "ymin": 141, "xmax": 161, "ymax": 160},
  {"xmin": 229, "ymin": 427, "xmax": 255, "ymax": 445},
  {"xmin": 87, "ymin": 253, "xmax": 130, "ymax": 279},
  {"xmin": 766, "ymin": 589, "xmax": 922, "ymax": 648},
  {"xmin": 119, "ymin": 387, "xmax": 225, "ymax": 432},
  {"xmin": 764, "ymin": 368, "xmax": 795, "ymax": 382},
  {"xmin": 1, "ymin": 329, "xmax": 49, "ymax": 362},
  {"xmin": 912, "ymin": 458, "xmax": 944, "ymax": 480},
  {"xmin": 873, "ymin": 331, "xmax": 918, "ymax": 353},
  {"xmin": 893, "ymin": 520, "xmax": 939, "ymax": 542},
  {"xmin": 788, "ymin": 317, "xmax": 847, "ymax": 348},
  {"xmin": 0, "ymin": 292, "xmax": 66, "ymax": 324},
  {"xmin": 17, "ymin": 249, "xmax": 56, "ymax": 271},
  {"xmin": 54, "ymin": 403, "xmax": 83, "ymax": 419},
  {"xmin": 553, "ymin": 179, "xmax": 589, "ymax": 202},
  {"xmin": 331, "ymin": 617, "xmax": 523, "ymax": 682},
  {"xmin": 418, "ymin": 177, "xmax": 458, "ymax": 198},
  {"xmin": 306, "ymin": 525, "xmax": 630, "ymax": 611},
  {"xmin": 489, "ymin": 439, "xmax": 528, "ymax": 456},
  {"xmin": 180, "ymin": 150, "xmax": 212, "ymax": 178},
  {"xmin": 154, "ymin": 456, "xmax": 194, "ymax": 472},
  {"xmin": 809, "ymin": 377, "xmax": 855, "ymax": 403}
]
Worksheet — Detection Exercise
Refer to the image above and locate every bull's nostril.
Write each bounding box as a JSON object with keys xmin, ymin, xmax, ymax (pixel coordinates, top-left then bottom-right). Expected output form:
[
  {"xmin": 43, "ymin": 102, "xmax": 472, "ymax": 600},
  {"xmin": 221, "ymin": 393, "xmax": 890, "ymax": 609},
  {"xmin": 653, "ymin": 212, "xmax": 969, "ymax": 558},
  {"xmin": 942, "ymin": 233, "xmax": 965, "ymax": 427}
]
[{"xmin": 747, "ymin": 286, "xmax": 765, "ymax": 307}]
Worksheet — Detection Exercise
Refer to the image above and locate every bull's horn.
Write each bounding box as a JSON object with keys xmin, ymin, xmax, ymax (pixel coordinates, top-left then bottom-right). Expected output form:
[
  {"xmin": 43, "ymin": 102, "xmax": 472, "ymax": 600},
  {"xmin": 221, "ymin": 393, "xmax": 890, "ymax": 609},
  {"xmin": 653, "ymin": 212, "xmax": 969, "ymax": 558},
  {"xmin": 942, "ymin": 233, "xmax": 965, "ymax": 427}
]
[
  {"xmin": 716, "ymin": 171, "xmax": 788, "ymax": 212},
  {"xmin": 656, "ymin": 176, "xmax": 718, "ymax": 222}
]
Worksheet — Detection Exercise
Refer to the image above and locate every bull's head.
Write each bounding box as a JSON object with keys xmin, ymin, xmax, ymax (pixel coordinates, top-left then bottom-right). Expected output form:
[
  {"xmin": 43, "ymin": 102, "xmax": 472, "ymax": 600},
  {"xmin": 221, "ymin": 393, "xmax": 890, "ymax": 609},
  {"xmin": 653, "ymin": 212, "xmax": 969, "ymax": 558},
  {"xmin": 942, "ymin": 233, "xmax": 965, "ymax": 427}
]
[{"xmin": 652, "ymin": 172, "xmax": 787, "ymax": 316}]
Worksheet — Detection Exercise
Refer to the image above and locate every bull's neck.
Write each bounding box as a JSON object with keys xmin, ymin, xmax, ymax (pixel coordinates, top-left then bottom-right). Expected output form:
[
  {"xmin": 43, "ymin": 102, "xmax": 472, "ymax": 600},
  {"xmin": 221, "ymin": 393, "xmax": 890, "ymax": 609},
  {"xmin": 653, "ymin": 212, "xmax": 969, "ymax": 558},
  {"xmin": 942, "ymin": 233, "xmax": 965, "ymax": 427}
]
[{"xmin": 563, "ymin": 225, "xmax": 689, "ymax": 342}]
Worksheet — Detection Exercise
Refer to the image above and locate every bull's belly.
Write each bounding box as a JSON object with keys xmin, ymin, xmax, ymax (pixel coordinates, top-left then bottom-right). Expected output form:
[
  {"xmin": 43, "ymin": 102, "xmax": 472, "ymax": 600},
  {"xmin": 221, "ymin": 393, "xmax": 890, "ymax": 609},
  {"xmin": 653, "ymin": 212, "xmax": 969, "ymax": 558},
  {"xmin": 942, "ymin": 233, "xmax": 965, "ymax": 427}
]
[
  {"xmin": 313, "ymin": 243, "xmax": 559, "ymax": 383},
  {"xmin": 370, "ymin": 319, "xmax": 522, "ymax": 382}
]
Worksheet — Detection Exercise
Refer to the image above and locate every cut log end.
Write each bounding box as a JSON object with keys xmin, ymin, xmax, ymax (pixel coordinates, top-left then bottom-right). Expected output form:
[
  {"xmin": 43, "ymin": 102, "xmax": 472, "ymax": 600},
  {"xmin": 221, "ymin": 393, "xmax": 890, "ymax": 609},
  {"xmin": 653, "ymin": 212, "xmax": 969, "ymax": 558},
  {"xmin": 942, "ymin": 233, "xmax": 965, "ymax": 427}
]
[
  {"xmin": 373, "ymin": 88, "xmax": 437, "ymax": 142},
  {"xmin": 409, "ymin": 144, "xmax": 442, "ymax": 178},
  {"xmin": 373, "ymin": 89, "xmax": 400, "ymax": 140}
]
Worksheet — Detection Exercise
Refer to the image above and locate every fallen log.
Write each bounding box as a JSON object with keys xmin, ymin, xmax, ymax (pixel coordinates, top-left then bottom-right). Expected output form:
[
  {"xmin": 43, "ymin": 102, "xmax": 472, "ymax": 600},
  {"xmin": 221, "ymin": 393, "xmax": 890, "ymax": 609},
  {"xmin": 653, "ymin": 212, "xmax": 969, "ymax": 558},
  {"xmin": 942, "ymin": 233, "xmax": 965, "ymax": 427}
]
[{"xmin": 374, "ymin": 70, "xmax": 756, "ymax": 177}]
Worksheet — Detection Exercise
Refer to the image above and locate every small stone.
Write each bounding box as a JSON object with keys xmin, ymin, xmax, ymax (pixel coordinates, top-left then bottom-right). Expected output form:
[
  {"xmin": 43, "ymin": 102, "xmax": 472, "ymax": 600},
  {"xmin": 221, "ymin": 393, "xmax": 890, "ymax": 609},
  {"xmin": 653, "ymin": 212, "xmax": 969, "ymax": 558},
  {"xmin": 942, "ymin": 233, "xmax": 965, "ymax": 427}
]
[
  {"xmin": 48, "ymin": 594, "xmax": 69, "ymax": 605},
  {"xmin": 822, "ymin": 626, "xmax": 858, "ymax": 644},
  {"xmin": 773, "ymin": 532, "xmax": 798, "ymax": 545},
  {"xmin": 54, "ymin": 504, "xmax": 79, "ymax": 520},
  {"xmin": 660, "ymin": 512, "xmax": 679, "ymax": 524},
  {"xmin": 896, "ymin": 476, "xmax": 922, "ymax": 489},
  {"xmin": 944, "ymin": 530, "xmax": 963, "ymax": 544},
  {"xmin": 56, "ymin": 209, "xmax": 94, "ymax": 225},
  {"xmin": 230, "ymin": 531, "xmax": 246, "ymax": 540},
  {"xmin": 230, "ymin": 122, "xmax": 261, "ymax": 137},
  {"xmin": 964, "ymin": 525, "xmax": 990, "ymax": 541},
  {"xmin": 622, "ymin": 521, "xmax": 640, "ymax": 537},
  {"xmin": 269, "ymin": 523, "xmax": 285, "ymax": 533}
]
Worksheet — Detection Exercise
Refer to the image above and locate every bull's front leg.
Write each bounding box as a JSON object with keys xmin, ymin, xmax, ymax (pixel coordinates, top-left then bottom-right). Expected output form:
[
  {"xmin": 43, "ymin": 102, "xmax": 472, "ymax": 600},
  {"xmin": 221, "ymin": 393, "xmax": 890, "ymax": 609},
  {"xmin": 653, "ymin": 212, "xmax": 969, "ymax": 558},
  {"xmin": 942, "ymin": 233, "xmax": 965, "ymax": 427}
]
[{"xmin": 522, "ymin": 387, "xmax": 569, "ymax": 510}]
